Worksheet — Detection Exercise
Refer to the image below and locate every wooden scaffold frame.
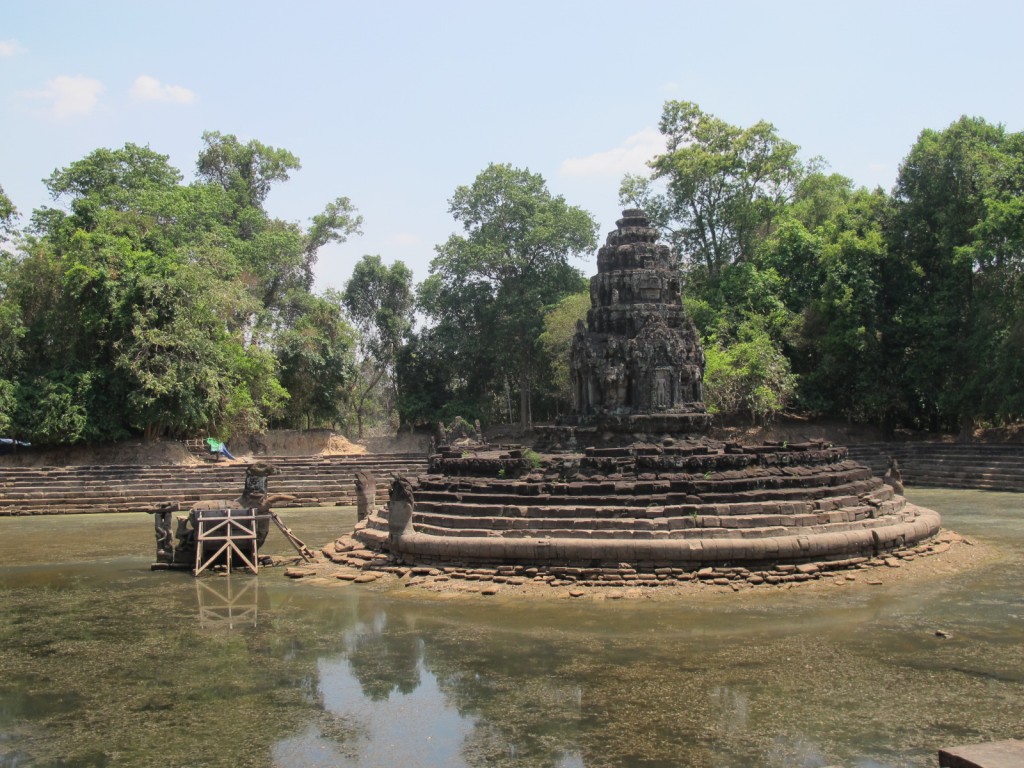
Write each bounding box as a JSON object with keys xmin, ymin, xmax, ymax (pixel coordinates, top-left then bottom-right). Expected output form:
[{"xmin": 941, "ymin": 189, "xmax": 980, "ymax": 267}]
[{"xmin": 193, "ymin": 508, "xmax": 314, "ymax": 576}]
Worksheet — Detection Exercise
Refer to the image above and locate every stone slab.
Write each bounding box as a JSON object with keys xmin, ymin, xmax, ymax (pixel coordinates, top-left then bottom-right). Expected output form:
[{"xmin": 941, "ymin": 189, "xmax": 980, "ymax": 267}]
[{"xmin": 939, "ymin": 739, "xmax": 1024, "ymax": 768}]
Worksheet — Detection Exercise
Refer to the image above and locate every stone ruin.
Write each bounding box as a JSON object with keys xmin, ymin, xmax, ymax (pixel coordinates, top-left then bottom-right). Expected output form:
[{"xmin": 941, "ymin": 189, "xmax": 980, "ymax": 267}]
[
  {"xmin": 429, "ymin": 416, "xmax": 486, "ymax": 456},
  {"xmin": 352, "ymin": 210, "xmax": 942, "ymax": 581},
  {"xmin": 569, "ymin": 208, "xmax": 710, "ymax": 438}
]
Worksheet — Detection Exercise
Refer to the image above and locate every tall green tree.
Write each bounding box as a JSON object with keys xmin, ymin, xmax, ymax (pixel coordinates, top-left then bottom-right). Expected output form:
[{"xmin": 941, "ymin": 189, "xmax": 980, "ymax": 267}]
[
  {"xmin": 757, "ymin": 177, "xmax": 895, "ymax": 422},
  {"xmin": 421, "ymin": 163, "xmax": 596, "ymax": 429},
  {"xmin": 621, "ymin": 101, "xmax": 805, "ymax": 288},
  {"xmin": 274, "ymin": 291, "xmax": 356, "ymax": 430},
  {"xmin": 196, "ymin": 131, "xmax": 362, "ymax": 306},
  {"xmin": 196, "ymin": 131, "xmax": 300, "ymax": 211},
  {"xmin": 1, "ymin": 137, "xmax": 359, "ymax": 444},
  {"xmin": 342, "ymin": 255, "xmax": 415, "ymax": 437},
  {"xmin": 0, "ymin": 185, "xmax": 21, "ymax": 432},
  {"xmin": 538, "ymin": 291, "xmax": 589, "ymax": 414},
  {"xmin": 1, "ymin": 183, "xmax": 18, "ymax": 244},
  {"xmin": 888, "ymin": 116, "xmax": 1024, "ymax": 432}
]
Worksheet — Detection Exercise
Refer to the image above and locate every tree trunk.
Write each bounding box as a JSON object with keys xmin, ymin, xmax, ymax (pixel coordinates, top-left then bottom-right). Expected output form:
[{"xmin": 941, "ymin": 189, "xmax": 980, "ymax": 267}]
[{"xmin": 519, "ymin": 379, "xmax": 530, "ymax": 432}]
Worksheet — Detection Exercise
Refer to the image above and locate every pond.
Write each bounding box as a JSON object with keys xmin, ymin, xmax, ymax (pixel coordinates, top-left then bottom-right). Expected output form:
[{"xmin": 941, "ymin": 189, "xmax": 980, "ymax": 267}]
[{"xmin": 0, "ymin": 489, "xmax": 1021, "ymax": 768}]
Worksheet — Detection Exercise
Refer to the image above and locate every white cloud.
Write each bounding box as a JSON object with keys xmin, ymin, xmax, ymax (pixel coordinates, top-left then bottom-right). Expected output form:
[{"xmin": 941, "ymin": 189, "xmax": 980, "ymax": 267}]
[
  {"xmin": 24, "ymin": 75, "xmax": 104, "ymax": 119},
  {"xmin": 559, "ymin": 127, "xmax": 666, "ymax": 178},
  {"xmin": 131, "ymin": 75, "xmax": 195, "ymax": 104},
  {"xmin": 0, "ymin": 39, "xmax": 26, "ymax": 57}
]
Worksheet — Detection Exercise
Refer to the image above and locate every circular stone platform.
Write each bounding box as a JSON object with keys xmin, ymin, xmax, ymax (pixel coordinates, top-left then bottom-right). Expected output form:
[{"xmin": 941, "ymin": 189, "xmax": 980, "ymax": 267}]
[{"xmin": 354, "ymin": 439, "xmax": 940, "ymax": 570}]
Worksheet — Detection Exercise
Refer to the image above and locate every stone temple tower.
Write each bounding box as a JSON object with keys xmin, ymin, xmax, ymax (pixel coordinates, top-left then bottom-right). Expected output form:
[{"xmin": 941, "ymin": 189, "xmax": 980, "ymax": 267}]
[
  {"xmin": 570, "ymin": 209, "xmax": 711, "ymax": 436},
  {"xmin": 354, "ymin": 205, "xmax": 942, "ymax": 577}
]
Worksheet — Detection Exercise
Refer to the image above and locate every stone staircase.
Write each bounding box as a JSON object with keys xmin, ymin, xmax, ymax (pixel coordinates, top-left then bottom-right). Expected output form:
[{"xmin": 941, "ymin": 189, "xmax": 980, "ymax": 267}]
[
  {"xmin": 0, "ymin": 453, "xmax": 428, "ymax": 516},
  {"xmin": 845, "ymin": 443, "xmax": 1024, "ymax": 492}
]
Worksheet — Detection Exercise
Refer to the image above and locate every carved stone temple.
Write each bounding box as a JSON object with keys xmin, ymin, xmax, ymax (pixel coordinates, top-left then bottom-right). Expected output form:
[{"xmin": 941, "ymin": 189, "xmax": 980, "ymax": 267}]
[
  {"xmin": 569, "ymin": 209, "xmax": 710, "ymax": 437},
  {"xmin": 353, "ymin": 210, "xmax": 942, "ymax": 578}
]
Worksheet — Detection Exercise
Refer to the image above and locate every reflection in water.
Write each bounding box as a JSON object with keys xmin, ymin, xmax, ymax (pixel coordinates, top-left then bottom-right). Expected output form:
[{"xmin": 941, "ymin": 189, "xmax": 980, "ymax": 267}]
[
  {"xmin": 0, "ymin": 492, "xmax": 1022, "ymax": 767},
  {"xmin": 342, "ymin": 609, "xmax": 422, "ymax": 700},
  {"xmin": 195, "ymin": 576, "xmax": 266, "ymax": 629}
]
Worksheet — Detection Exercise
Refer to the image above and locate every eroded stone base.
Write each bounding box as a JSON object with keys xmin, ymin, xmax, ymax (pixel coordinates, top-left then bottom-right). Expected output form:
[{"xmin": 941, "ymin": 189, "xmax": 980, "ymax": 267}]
[{"xmin": 353, "ymin": 440, "xmax": 942, "ymax": 573}]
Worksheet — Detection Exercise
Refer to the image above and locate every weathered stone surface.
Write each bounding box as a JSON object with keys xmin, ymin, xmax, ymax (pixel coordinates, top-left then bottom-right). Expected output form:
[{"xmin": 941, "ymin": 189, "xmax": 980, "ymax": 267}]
[
  {"xmin": 568, "ymin": 210, "xmax": 710, "ymax": 437},
  {"xmin": 939, "ymin": 739, "xmax": 1024, "ymax": 768}
]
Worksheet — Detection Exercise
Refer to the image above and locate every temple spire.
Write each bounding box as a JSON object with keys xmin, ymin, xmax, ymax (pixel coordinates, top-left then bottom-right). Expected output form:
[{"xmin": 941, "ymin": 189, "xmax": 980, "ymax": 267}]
[{"xmin": 570, "ymin": 209, "xmax": 709, "ymax": 435}]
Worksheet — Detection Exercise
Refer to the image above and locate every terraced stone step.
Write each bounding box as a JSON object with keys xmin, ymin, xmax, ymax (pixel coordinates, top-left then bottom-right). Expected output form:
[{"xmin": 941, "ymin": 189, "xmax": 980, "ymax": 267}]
[
  {"xmin": 411, "ymin": 480, "xmax": 881, "ymax": 509},
  {"xmin": 0, "ymin": 454, "xmax": 428, "ymax": 515},
  {"xmin": 410, "ymin": 507, "xmax": 884, "ymax": 533},
  {"xmin": 846, "ymin": 443, "xmax": 1024, "ymax": 492}
]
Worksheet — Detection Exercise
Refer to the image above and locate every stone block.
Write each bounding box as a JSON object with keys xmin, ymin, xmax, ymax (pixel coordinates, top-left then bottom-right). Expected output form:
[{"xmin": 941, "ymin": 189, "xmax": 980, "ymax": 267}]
[{"xmin": 939, "ymin": 739, "xmax": 1024, "ymax": 768}]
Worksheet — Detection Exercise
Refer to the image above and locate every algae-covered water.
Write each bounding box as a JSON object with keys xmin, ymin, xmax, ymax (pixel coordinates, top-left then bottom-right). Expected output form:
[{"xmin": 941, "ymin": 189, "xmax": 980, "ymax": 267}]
[{"xmin": 1, "ymin": 489, "xmax": 1022, "ymax": 768}]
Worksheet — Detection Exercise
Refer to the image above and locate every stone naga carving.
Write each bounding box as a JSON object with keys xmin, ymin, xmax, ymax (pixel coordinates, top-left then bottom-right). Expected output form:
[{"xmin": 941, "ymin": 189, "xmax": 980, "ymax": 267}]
[
  {"xmin": 354, "ymin": 470, "xmax": 376, "ymax": 522},
  {"xmin": 884, "ymin": 457, "xmax": 905, "ymax": 495},
  {"xmin": 146, "ymin": 462, "xmax": 294, "ymax": 565},
  {"xmin": 387, "ymin": 474, "xmax": 416, "ymax": 550}
]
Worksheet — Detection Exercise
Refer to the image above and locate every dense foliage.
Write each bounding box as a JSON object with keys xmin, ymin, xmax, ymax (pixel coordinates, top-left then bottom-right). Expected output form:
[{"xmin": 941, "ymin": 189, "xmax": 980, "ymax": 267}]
[
  {"xmin": 0, "ymin": 138, "xmax": 364, "ymax": 444},
  {"xmin": 2, "ymin": 105, "xmax": 1022, "ymax": 445},
  {"xmin": 398, "ymin": 164, "xmax": 595, "ymax": 430},
  {"xmin": 622, "ymin": 103, "xmax": 1024, "ymax": 434}
]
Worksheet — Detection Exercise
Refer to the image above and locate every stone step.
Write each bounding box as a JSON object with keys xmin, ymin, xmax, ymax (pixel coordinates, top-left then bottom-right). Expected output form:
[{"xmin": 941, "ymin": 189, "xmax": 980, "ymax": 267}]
[
  {"xmin": 411, "ymin": 480, "xmax": 882, "ymax": 509},
  {"xmin": 0, "ymin": 454, "xmax": 427, "ymax": 515},
  {"xmin": 829, "ymin": 443, "xmax": 1024, "ymax": 492},
  {"xmin": 410, "ymin": 512, "xmax": 915, "ymax": 540},
  {"xmin": 413, "ymin": 496, "xmax": 889, "ymax": 519},
  {"xmin": 411, "ymin": 507, "xmax": 881, "ymax": 532}
]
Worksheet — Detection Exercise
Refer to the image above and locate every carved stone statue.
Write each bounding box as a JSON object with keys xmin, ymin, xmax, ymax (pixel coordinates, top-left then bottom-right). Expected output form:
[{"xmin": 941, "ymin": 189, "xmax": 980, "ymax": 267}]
[
  {"xmin": 146, "ymin": 461, "xmax": 294, "ymax": 566},
  {"xmin": 884, "ymin": 457, "xmax": 905, "ymax": 495},
  {"xmin": 388, "ymin": 474, "xmax": 416, "ymax": 549},
  {"xmin": 436, "ymin": 416, "xmax": 488, "ymax": 450},
  {"xmin": 354, "ymin": 469, "xmax": 376, "ymax": 522}
]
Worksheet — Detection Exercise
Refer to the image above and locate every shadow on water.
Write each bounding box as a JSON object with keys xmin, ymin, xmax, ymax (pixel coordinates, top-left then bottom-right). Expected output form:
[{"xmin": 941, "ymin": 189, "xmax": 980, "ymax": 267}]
[{"xmin": 0, "ymin": 491, "xmax": 1021, "ymax": 767}]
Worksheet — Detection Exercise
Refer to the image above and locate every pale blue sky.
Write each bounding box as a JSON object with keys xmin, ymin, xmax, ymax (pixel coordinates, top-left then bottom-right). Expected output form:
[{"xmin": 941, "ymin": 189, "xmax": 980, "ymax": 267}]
[{"xmin": 3, "ymin": 0, "xmax": 1022, "ymax": 290}]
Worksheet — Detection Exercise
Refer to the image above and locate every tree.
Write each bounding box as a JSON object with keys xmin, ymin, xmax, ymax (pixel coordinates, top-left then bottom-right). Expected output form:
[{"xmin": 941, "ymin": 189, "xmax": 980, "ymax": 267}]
[
  {"xmin": 538, "ymin": 291, "xmax": 589, "ymax": 413},
  {"xmin": 423, "ymin": 163, "xmax": 596, "ymax": 429},
  {"xmin": 703, "ymin": 318, "xmax": 796, "ymax": 425},
  {"xmin": 196, "ymin": 131, "xmax": 362, "ymax": 303},
  {"xmin": 1, "ymin": 183, "xmax": 18, "ymax": 245},
  {"xmin": 196, "ymin": 131, "xmax": 300, "ymax": 211},
  {"xmin": 757, "ymin": 178, "xmax": 895, "ymax": 422},
  {"xmin": 621, "ymin": 101, "xmax": 805, "ymax": 288},
  {"xmin": 0, "ymin": 185, "xmax": 22, "ymax": 432},
  {"xmin": 887, "ymin": 116, "xmax": 1024, "ymax": 432},
  {"xmin": 342, "ymin": 255, "xmax": 415, "ymax": 438},
  {"xmin": 274, "ymin": 291, "xmax": 357, "ymax": 430},
  {"xmin": 0, "ymin": 250, "xmax": 23, "ymax": 433},
  {"xmin": 2, "ymin": 137, "xmax": 360, "ymax": 445}
]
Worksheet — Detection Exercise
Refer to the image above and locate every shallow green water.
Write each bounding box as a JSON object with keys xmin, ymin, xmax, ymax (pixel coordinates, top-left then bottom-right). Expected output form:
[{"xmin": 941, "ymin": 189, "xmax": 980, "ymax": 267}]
[{"xmin": 0, "ymin": 490, "xmax": 1022, "ymax": 768}]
